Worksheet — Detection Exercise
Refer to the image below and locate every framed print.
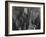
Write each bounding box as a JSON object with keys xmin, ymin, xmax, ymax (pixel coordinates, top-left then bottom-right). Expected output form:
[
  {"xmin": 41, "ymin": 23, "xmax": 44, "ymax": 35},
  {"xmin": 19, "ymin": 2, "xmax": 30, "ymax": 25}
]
[{"xmin": 5, "ymin": 1, "xmax": 45, "ymax": 36}]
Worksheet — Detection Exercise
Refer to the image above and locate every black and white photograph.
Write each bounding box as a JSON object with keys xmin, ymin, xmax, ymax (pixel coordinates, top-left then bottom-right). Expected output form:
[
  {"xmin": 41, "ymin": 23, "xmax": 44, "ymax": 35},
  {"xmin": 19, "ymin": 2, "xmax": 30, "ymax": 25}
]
[
  {"xmin": 5, "ymin": 1, "xmax": 45, "ymax": 36},
  {"xmin": 12, "ymin": 7, "xmax": 40, "ymax": 30}
]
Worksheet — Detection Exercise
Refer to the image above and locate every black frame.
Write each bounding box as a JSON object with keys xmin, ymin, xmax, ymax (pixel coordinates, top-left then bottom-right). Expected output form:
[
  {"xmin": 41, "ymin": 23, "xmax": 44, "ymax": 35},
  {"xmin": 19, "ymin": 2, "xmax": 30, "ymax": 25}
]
[{"xmin": 5, "ymin": 1, "xmax": 45, "ymax": 36}]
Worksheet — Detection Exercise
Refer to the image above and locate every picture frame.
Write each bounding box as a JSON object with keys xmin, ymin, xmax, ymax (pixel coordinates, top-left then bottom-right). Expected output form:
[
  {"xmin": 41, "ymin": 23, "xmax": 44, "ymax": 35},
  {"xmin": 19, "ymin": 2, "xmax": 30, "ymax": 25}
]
[{"xmin": 5, "ymin": 1, "xmax": 45, "ymax": 36}]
